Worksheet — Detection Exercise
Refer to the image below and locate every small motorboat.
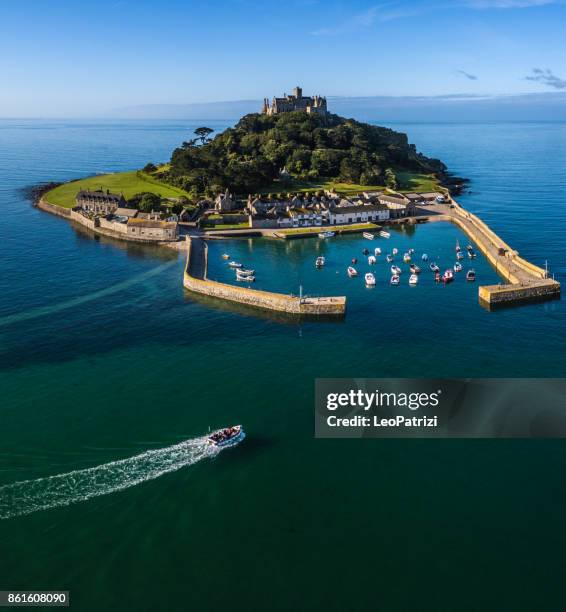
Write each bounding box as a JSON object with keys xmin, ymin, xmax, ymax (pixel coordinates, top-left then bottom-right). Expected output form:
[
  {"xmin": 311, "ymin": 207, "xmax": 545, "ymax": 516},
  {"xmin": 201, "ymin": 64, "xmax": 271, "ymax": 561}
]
[
  {"xmin": 422, "ymin": 254, "xmax": 429, "ymax": 261},
  {"xmin": 454, "ymin": 262, "xmax": 463, "ymax": 272},
  {"xmin": 391, "ymin": 265, "xmax": 402, "ymax": 275},
  {"xmin": 222, "ymin": 254, "xmax": 230, "ymax": 260},
  {"xmin": 403, "ymin": 253, "xmax": 411, "ymax": 263},
  {"xmin": 468, "ymin": 250, "xmax": 476, "ymax": 259},
  {"xmin": 409, "ymin": 274, "xmax": 418, "ymax": 285},
  {"xmin": 368, "ymin": 255, "xmax": 376, "ymax": 265},
  {"xmin": 466, "ymin": 269, "xmax": 476, "ymax": 281},
  {"xmin": 315, "ymin": 256, "xmax": 325, "ymax": 268},
  {"xmin": 380, "ymin": 231, "xmax": 391, "ymax": 239},
  {"xmin": 457, "ymin": 251, "xmax": 464, "ymax": 260},
  {"xmin": 362, "ymin": 248, "xmax": 370, "ymax": 256},
  {"xmin": 456, "ymin": 240, "xmax": 461, "ymax": 253},
  {"xmin": 374, "ymin": 247, "xmax": 381, "ymax": 256},
  {"xmin": 390, "ymin": 274, "xmax": 400, "ymax": 285},
  {"xmin": 351, "ymin": 258, "xmax": 358, "ymax": 264},
  {"xmin": 207, "ymin": 425, "xmax": 245, "ymax": 448},
  {"xmin": 443, "ymin": 269, "xmax": 454, "ymax": 283},
  {"xmin": 410, "ymin": 264, "xmax": 421, "ymax": 274},
  {"xmin": 430, "ymin": 263, "xmax": 440, "ymax": 272},
  {"xmin": 392, "ymin": 247, "xmax": 398, "ymax": 255},
  {"xmin": 435, "ymin": 271, "xmax": 441, "ymax": 283},
  {"xmin": 386, "ymin": 254, "xmax": 393, "ymax": 263},
  {"xmin": 318, "ymin": 231, "xmax": 335, "ymax": 239},
  {"xmin": 365, "ymin": 272, "xmax": 376, "ymax": 286},
  {"xmin": 347, "ymin": 266, "xmax": 358, "ymax": 277},
  {"xmin": 466, "ymin": 244, "xmax": 474, "ymax": 251},
  {"xmin": 236, "ymin": 273, "xmax": 255, "ymax": 282},
  {"xmin": 408, "ymin": 248, "xmax": 415, "ymax": 255},
  {"xmin": 363, "ymin": 232, "xmax": 375, "ymax": 240},
  {"xmin": 237, "ymin": 268, "xmax": 254, "ymax": 276},
  {"xmin": 228, "ymin": 261, "xmax": 242, "ymax": 268}
]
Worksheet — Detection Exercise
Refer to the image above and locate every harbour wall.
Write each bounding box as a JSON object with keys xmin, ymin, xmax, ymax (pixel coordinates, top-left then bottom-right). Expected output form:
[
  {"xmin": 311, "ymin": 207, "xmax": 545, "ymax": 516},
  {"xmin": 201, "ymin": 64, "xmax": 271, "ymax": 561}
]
[
  {"xmin": 447, "ymin": 199, "xmax": 560, "ymax": 307},
  {"xmin": 183, "ymin": 237, "xmax": 346, "ymax": 317}
]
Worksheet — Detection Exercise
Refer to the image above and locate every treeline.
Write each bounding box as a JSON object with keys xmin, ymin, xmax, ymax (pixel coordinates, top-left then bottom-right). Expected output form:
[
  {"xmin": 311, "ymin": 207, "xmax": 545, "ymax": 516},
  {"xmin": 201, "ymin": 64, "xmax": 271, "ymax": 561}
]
[{"xmin": 162, "ymin": 112, "xmax": 447, "ymax": 197}]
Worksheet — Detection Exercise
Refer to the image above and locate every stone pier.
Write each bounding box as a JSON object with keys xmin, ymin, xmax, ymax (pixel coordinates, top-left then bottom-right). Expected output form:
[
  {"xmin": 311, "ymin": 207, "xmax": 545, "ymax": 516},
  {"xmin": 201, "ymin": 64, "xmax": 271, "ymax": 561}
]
[{"xmin": 183, "ymin": 237, "xmax": 346, "ymax": 317}]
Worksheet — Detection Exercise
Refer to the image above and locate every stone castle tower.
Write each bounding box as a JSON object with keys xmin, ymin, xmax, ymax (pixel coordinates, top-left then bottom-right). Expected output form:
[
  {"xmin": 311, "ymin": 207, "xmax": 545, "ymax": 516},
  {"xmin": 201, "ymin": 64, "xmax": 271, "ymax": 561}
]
[{"xmin": 262, "ymin": 86, "xmax": 328, "ymax": 116}]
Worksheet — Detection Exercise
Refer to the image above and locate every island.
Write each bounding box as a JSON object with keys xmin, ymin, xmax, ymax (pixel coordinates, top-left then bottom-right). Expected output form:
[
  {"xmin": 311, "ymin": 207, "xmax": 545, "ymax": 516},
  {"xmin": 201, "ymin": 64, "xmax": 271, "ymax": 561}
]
[{"xmin": 36, "ymin": 86, "xmax": 559, "ymax": 310}]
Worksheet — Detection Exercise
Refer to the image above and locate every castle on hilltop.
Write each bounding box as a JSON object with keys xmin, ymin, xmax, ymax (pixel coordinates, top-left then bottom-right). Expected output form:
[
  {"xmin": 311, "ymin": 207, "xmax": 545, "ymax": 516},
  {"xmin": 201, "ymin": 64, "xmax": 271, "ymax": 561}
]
[{"xmin": 262, "ymin": 86, "xmax": 328, "ymax": 116}]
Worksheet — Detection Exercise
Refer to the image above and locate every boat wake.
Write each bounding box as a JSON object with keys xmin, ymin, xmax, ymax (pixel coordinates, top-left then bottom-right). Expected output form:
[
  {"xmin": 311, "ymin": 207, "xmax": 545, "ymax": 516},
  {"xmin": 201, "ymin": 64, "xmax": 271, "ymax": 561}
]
[{"xmin": 0, "ymin": 436, "xmax": 219, "ymax": 520}]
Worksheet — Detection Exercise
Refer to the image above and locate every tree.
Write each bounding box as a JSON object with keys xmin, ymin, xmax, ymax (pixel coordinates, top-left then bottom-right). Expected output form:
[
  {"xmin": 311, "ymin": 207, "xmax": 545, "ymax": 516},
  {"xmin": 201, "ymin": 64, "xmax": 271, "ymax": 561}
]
[
  {"xmin": 143, "ymin": 162, "xmax": 157, "ymax": 173},
  {"xmin": 385, "ymin": 168, "xmax": 397, "ymax": 190},
  {"xmin": 139, "ymin": 193, "xmax": 162, "ymax": 212},
  {"xmin": 194, "ymin": 127, "xmax": 214, "ymax": 145}
]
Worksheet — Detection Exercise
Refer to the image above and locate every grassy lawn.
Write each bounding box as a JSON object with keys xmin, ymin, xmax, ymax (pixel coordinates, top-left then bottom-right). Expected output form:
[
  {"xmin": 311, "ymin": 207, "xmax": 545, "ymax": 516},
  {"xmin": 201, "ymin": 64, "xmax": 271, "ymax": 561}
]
[
  {"xmin": 396, "ymin": 172, "xmax": 442, "ymax": 193},
  {"xmin": 44, "ymin": 171, "xmax": 190, "ymax": 209},
  {"xmin": 203, "ymin": 223, "xmax": 249, "ymax": 231},
  {"xmin": 257, "ymin": 172, "xmax": 442, "ymax": 197}
]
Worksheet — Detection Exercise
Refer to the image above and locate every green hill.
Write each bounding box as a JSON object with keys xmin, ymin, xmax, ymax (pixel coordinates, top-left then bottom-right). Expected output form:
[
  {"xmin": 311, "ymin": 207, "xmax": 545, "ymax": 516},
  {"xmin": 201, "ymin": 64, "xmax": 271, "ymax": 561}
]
[{"xmin": 164, "ymin": 112, "xmax": 448, "ymax": 196}]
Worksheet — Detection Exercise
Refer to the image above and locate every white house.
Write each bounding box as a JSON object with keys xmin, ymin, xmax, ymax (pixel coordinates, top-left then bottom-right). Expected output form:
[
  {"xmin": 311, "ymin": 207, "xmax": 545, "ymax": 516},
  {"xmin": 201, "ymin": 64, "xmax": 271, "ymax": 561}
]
[{"xmin": 329, "ymin": 204, "xmax": 390, "ymax": 225}]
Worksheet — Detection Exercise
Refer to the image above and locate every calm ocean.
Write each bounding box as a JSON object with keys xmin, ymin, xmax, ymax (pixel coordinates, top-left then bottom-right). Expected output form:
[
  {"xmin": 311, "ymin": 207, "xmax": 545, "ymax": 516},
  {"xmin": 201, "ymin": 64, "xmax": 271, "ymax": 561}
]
[{"xmin": 0, "ymin": 119, "xmax": 565, "ymax": 611}]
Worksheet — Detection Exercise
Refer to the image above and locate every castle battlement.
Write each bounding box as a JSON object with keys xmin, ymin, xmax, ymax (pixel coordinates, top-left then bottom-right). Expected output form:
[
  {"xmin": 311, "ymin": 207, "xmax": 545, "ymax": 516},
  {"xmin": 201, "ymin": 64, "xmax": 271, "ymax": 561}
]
[{"xmin": 262, "ymin": 86, "xmax": 328, "ymax": 116}]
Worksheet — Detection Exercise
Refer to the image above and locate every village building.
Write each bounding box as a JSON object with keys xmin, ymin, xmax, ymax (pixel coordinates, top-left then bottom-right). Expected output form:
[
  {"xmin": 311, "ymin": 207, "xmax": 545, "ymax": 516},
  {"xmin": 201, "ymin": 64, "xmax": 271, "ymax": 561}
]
[
  {"xmin": 126, "ymin": 218, "xmax": 178, "ymax": 241},
  {"xmin": 114, "ymin": 207, "xmax": 138, "ymax": 219},
  {"xmin": 76, "ymin": 189, "xmax": 126, "ymax": 215},
  {"xmin": 328, "ymin": 204, "xmax": 390, "ymax": 225},
  {"xmin": 214, "ymin": 189, "xmax": 238, "ymax": 212},
  {"xmin": 262, "ymin": 86, "xmax": 328, "ymax": 116}
]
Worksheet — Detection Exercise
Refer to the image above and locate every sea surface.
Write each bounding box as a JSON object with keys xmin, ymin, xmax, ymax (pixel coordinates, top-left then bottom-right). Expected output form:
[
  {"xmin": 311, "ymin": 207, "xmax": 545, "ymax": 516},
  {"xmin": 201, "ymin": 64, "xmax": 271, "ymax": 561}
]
[{"xmin": 0, "ymin": 119, "xmax": 565, "ymax": 611}]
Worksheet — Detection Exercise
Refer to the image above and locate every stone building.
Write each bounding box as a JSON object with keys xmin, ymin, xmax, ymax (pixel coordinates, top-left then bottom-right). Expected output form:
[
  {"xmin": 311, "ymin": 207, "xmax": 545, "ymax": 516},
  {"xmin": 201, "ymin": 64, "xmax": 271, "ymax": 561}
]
[
  {"xmin": 76, "ymin": 189, "xmax": 126, "ymax": 215},
  {"xmin": 262, "ymin": 86, "xmax": 328, "ymax": 116},
  {"xmin": 214, "ymin": 189, "xmax": 238, "ymax": 212},
  {"xmin": 126, "ymin": 218, "xmax": 178, "ymax": 241}
]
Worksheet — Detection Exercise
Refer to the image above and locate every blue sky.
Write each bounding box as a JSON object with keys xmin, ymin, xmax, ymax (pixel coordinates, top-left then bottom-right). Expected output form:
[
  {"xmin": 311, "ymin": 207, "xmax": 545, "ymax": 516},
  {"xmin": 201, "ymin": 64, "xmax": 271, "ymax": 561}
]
[{"xmin": 1, "ymin": 0, "xmax": 565, "ymax": 117}]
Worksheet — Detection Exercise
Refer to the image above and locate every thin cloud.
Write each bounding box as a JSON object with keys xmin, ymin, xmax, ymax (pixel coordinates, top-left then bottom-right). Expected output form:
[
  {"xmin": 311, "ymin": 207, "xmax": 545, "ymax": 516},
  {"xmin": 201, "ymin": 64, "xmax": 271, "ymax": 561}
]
[
  {"xmin": 464, "ymin": 0, "xmax": 556, "ymax": 7},
  {"xmin": 525, "ymin": 68, "xmax": 566, "ymax": 89},
  {"xmin": 457, "ymin": 70, "xmax": 478, "ymax": 80},
  {"xmin": 311, "ymin": 6, "xmax": 379, "ymax": 36}
]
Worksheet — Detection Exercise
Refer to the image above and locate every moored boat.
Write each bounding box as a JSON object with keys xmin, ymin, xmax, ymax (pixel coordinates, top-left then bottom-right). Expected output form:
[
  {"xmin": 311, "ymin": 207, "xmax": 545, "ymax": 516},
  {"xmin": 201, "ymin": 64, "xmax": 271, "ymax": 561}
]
[
  {"xmin": 374, "ymin": 247, "xmax": 381, "ymax": 256},
  {"xmin": 362, "ymin": 248, "xmax": 370, "ymax": 256},
  {"xmin": 391, "ymin": 265, "xmax": 402, "ymax": 275},
  {"xmin": 403, "ymin": 253, "xmax": 411, "ymax": 263},
  {"xmin": 315, "ymin": 256, "xmax": 325, "ymax": 267},
  {"xmin": 318, "ymin": 231, "xmax": 335, "ymax": 239},
  {"xmin": 457, "ymin": 251, "xmax": 464, "ymax": 260},
  {"xmin": 410, "ymin": 264, "xmax": 421, "ymax": 274},
  {"xmin": 422, "ymin": 253, "xmax": 429, "ymax": 261},
  {"xmin": 386, "ymin": 254, "xmax": 393, "ymax": 263},
  {"xmin": 351, "ymin": 257, "xmax": 358, "ymax": 264},
  {"xmin": 380, "ymin": 230, "xmax": 391, "ymax": 238},
  {"xmin": 454, "ymin": 261, "xmax": 463, "ymax": 272},
  {"xmin": 365, "ymin": 272, "xmax": 376, "ymax": 286},
  {"xmin": 466, "ymin": 244, "xmax": 473, "ymax": 251},
  {"xmin": 228, "ymin": 261, "xmax": 242, "ymax": 268},
  {"xmin": 408, "ymin": 248, "xmax": 415, "ymax": 255},
  {"xmin": 392, "ymin": 247, "xmax": 398, "ymax": 255},
  {"xmin": 435, "ymin": 271, "xmax": 441, "ymax": 282},
  {"xmin": 347, "ymin": 266, "xmax": 358, "ymax": 277},
  {"xmin": 222, "ymin": 254, "xmax": 230, "ymax": 260},
  {"xmin": 236, "ymin": 273, "xmax": 255, "ymax": 282},
  {"xmin": 466, "ymin": 269, "xmax": 476, "ymax": 281},
  {"xmin": 456, "ymin": 240, "xmax": 461, "ymax": 253},
  {"xmin": 236, "ymin": 268, "xmax": 254, "ymax": 276},
  {"xmin": 443, "ymin": 269, "xmax": 454, "ymax": 283},
  {"xmin": 207, "ymin": 425, "xmax": 245, "ymax": 448},
  {"xmin": 468, "ymin": 250, "xmax": 476, "ymax": 259},
  {"xmin": 390, "ymin": 274, "xmax": 400, "ymax": 285},
  {"xmin": 409, "ymin": 274, "xmax": 418, "ymax": 285},
  {"xmin": 430, "ymin": 263, "xmax": 440, "ymax": 272},
  {"xmin": 363, "ymin": 232, "xmax": 375, "ymax": 240},
  {"xmin": 368, "ymin": 255, "xmax": 376, "ymax": 265}
]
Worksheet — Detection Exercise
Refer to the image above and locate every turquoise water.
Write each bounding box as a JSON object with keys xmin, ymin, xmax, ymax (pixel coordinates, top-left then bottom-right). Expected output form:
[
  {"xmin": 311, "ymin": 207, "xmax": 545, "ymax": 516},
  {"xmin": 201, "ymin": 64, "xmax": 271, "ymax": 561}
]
[{"xmin": 0, "ymin": 120, "xmax": 565, "ymax": 611}]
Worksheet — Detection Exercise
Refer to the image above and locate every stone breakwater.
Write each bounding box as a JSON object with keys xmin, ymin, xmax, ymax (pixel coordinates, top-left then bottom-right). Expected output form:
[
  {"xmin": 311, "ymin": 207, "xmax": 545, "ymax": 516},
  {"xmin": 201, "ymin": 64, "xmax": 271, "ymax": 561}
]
[
  {"xmin": 442, "ymin": 199, "xmax": 560, "ymax": 308},
  {"xmin": 183, "ymin": 237, "xmax": 346, "ymax": 317}
]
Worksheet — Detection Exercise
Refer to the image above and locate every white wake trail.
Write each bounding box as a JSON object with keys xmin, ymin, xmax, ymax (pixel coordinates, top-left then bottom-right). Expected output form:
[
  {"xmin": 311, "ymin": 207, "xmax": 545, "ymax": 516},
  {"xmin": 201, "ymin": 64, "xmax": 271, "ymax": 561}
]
[{"xmin": 0, "ymin": 436, "xmax": 219, "ymax": 520}]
